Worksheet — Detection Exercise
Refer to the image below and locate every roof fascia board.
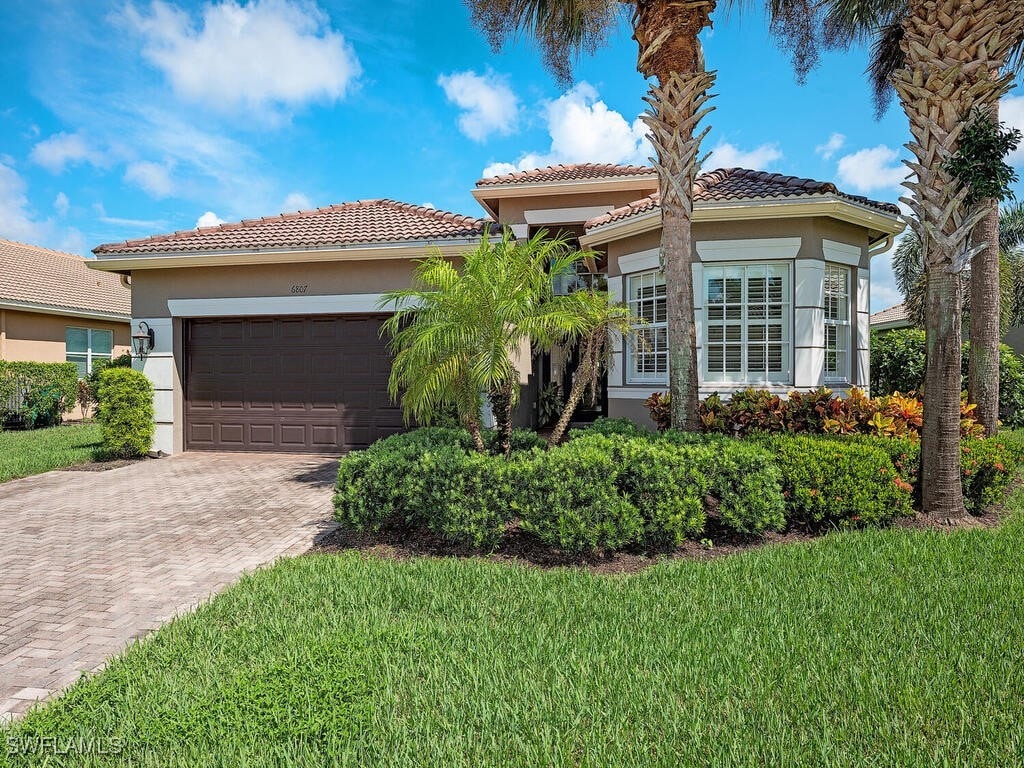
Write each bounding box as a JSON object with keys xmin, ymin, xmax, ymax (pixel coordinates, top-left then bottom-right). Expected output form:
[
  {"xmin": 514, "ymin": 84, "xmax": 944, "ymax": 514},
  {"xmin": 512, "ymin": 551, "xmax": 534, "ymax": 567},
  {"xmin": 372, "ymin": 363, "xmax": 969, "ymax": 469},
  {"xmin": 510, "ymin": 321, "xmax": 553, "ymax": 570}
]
[
  {"xmin": 87, "ymin": 238, "xmax": 481, "ymax": 272},
  {"xmin": 0, "ymin": 300, "xmax": 129, "ymax": 322},
  {"xmin": 580, "ymin": 196, "xmax": 904, "ymax": 247},
  {"xmin": 472, "ymin": 176, "xmax": 658, "ymax": 205}
]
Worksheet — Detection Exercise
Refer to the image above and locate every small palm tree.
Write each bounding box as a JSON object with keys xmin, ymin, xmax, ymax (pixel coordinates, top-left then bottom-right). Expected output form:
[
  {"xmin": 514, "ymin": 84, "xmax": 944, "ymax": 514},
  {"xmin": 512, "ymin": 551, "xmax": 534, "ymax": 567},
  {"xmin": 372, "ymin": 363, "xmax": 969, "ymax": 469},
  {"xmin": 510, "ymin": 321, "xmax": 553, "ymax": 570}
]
[
  {"xmin": 466, "ymin": 0, "xmax": 717, "ymax": 431},
  {"xmin": 381, "ymin": 229, "xmax": 632, "ymax": 456}
]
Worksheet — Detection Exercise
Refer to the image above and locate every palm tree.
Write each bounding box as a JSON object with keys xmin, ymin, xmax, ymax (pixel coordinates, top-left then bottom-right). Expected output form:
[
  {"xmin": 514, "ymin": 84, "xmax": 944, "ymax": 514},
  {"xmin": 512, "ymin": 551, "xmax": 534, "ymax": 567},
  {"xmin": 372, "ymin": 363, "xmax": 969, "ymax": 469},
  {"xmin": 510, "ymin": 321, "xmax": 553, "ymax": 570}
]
[
  {"xmin": 381, "ymin": 229, "xmax": 630, "ymax": 456},
  {"xmin": 466, "ymin": 0, "xmax": 717, "ymax": 430},
  {"xmin": 758, "ymin": 0, "xmax": 1024, "ymax": 520},
  {"xmin": 893, "ymin": 202, "xmax": 1024, "ymax": 331}
]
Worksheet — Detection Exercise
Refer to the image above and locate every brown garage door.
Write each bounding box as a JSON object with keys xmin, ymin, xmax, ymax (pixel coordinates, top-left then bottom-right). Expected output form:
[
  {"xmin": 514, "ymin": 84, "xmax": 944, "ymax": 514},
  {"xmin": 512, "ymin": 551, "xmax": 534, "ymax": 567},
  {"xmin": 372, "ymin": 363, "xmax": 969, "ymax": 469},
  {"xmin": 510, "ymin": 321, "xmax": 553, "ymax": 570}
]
[{"xmin": 185, "ymin": 315, "xmax": 405, "ymax": 453}]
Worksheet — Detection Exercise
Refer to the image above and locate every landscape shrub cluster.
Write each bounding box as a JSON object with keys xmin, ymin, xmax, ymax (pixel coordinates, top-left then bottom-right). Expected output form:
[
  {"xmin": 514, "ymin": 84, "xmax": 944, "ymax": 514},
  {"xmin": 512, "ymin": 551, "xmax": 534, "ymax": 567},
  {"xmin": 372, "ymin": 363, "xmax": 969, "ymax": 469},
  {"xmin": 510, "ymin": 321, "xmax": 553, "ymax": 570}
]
[
  {"xmin": 871, "ymin": 328, "xmax": 1024, "ymax": 428},
  {"xmin": 334, "ymin": 415, "xmax": 1021, "ymax": 556},
  {"xmin": 648, "ymin": 386, "xmax": 983, "ymax": 440},
  {"xmin": 0, "ymin": 361, "xmax": 79, "ymax": 429}
]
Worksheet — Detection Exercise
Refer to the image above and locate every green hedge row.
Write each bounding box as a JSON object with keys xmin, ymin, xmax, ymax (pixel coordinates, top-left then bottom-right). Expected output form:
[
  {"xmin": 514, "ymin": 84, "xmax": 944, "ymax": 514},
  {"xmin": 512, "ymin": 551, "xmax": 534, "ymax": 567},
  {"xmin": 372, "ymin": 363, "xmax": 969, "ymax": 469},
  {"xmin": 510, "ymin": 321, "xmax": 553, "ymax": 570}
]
[
  {"xmin": 0, "ymin": 361, "xmax": 80, "ymax": 428},
  {"xmin": 334, "ymin": 419, "xmax": 1022, "ymax": 556}
]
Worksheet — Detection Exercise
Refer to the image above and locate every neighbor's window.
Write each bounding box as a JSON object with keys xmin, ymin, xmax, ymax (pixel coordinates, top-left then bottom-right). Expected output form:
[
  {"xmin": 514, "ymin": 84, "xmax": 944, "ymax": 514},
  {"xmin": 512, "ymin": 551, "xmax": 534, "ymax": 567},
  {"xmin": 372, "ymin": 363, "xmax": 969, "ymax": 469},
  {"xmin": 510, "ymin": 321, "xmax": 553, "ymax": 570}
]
[
  {"xmin": 824, "ymin": 263, "xmax": 851, "ymax": 382},
  {"xmin": 705, "ymin": 263, "xmax": 791, "ymax": 385},
  {"xmin": 627, "ymin": 269, "xmax": 668, "ymax": 384},
  {"xmin": 66, "ymin": 327, "xmax": 114, "ymax": 377}
]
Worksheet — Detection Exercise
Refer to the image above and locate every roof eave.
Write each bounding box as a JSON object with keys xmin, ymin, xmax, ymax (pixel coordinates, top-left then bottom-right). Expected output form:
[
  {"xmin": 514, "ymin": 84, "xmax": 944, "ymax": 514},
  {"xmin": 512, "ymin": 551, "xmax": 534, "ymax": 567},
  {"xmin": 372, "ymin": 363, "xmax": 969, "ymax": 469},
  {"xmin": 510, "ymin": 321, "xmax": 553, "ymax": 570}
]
[
  {"xmin": 0, "ymin": 299, "xmax": 130, "ymax": 323},
  {"xmin": 580, "ymin": 195, "xmax": 904, "ymax": 247},
  {"xmin": 87, "ymin": 236, "xmax": 484, "ymax": 272},
  {"xmin": 472, "ymin": 175, "xmax": 659, "ymax": 215}
]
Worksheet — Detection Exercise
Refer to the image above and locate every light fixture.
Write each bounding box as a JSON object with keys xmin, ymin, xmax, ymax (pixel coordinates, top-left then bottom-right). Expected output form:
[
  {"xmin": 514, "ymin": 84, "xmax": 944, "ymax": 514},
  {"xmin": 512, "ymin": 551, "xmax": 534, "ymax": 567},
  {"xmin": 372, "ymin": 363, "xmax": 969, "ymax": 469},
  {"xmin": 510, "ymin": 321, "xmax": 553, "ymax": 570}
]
[{"xmin": 132, "ymin": 321, "xmax": 155, "ymax": 359}]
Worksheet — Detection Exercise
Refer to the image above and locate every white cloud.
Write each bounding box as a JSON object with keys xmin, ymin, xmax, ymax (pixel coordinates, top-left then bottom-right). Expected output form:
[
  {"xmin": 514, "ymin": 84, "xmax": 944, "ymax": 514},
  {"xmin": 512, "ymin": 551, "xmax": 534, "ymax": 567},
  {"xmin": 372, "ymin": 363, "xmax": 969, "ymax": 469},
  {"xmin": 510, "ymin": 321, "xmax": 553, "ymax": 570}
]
[
  {"xmin": 122, "ymin": 0, "xmax": 361, "ymax": 117},
  {"xmin": 438, "ymin": 70, "xmax": 519, "ymax": 142},
  {"xmin": 836, "ymin": 145, "xmax": 907, "ymax": 193},
  {"xmin": 54, "ymin": 192, "xmax": 70, "ymax": 216},
  {"xmin": 124, "ymin": 160, "xmax": 175, "ymax": 198},
  {"xmin": 421, "ymin": 201, "xmax": 436, "ymax": 209},
  {"xmin": 1003, "ymin": 95, "xmax": 1024, "ymax": 166},
  {"xmin": 705, "ymin": 141, "xmax": 783, "ymax": 171},
  {"xmin": 196, "ymin": 210, "xmax": 225, "ymax": 228},
  {"xmin": 30, "ymin": 132, "xmax": 103, "ymax": 173},
  {"xmin": 282, "ymin": 191, "xmax": 312, "ymax": 211},
  {"xmin": 0, "ymin": 161, "xmax": 43, "ymax": 242},
  {"xmin": 483, "ymin": 83, "xmax": 650, "ymax": 177},
  {"xmin": 815, "ymin": 132, "xmax": 846, "ymax": 160}
]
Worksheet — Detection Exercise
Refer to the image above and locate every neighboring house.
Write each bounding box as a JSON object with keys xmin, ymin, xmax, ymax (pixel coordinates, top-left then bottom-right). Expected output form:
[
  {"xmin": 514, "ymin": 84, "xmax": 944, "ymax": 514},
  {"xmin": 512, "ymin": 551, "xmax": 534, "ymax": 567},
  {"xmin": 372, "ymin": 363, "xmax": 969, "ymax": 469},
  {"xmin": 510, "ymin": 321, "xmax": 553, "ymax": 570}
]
[
  {"xmin": 90, "ymin": 165, "xmax": 902, "ymax": 454},
  {"xmin": 870, "ymin": 302, "xmax": 913, "ymax": 332},
  {"xmin": 0, "ymin": 239, "xmax": 131, "ymax": 375}
]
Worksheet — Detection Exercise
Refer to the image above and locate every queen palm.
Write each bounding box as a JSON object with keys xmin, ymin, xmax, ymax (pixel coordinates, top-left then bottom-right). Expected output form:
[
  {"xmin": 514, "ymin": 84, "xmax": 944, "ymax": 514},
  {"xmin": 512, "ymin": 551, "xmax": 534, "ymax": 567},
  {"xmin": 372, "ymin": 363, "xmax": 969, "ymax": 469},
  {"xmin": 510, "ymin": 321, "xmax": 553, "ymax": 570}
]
[
  {"xmin": 466, "ymin": 0, "xmax": 718, "ymax": 430},
  {"xmin": 758, "ymin": 0, "xmax": 1024, "ymax": 520}
]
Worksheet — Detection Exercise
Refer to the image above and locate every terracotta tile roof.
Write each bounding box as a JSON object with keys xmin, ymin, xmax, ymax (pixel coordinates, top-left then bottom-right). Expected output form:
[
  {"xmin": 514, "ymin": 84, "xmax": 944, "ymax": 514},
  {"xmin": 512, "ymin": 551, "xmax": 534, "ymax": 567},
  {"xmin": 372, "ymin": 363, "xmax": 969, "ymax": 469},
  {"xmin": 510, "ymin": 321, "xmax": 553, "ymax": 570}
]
[
  {"xmin": 476, "ymin": 163, "xmax": 658, "ymax": 187},
  {"xmin": 585, "ymin": 167, "xmax": 902, "ymax": 230},
  {"xmin": 870, "ymin": 303, "xmax": 911, "ymax": 326},
  {"xmin": 94, "ymin": 200, "xmax": 490, "ymax": 256},
  {"xmin": 0, "ymin": 239, "xmax": 130, "ymax": 318}
]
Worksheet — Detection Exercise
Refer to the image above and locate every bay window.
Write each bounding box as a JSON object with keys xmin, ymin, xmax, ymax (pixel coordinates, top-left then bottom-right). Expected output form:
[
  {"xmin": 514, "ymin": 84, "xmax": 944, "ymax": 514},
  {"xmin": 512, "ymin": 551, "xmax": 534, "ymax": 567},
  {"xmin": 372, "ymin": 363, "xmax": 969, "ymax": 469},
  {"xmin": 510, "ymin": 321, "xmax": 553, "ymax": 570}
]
[{"xmin": 824, "ymin": 263, "xmax": 851, "ymax": 382}]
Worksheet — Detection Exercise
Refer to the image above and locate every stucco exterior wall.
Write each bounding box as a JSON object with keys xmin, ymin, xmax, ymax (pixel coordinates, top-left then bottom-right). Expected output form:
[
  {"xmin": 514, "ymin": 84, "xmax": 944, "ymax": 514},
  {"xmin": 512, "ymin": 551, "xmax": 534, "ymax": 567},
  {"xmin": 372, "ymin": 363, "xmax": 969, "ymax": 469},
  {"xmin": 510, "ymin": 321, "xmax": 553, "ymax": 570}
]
[{"xmin": 0, "ymin": 308, "xmax": 130, "ymax": 362}]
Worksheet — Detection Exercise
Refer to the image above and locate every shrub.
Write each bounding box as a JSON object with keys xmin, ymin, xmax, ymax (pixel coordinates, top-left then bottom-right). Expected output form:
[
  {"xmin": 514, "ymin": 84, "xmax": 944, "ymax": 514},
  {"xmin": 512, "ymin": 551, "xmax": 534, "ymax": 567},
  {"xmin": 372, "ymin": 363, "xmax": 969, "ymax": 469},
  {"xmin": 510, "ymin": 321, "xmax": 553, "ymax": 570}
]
[
  {"xmin": 643, "ymin": 392, "xmax": 671, "ymax": 432},
  {"xmin": 997, "ymin": 346, "xmax": 1024, "ymax": 429},
  {"xmin": 871, "ymin": 329, "xmax": 926, "ymax": 395},
  {"xmin": 663, "ymin": 432, "xmax": 787, "ymax": 535},
  {"xmin": 518, "ymin": 436, "xmax": 643, "ymax": 554},
  {"xmin": 0, "ymin": 361, "xmax": 79, "ymax": 427},
  {"xmin": 960, "ymin": 438, "xmax": 1018, "ymax": 514},
  {"xmin": 750, "ymin": 434, "xmax": 914, "ymax": 528},
  {"xmin": 96, "ymin": 367, "xmax": 154, "ymax": 458},
  {"xmin": 568, "ymin": 417, "xmax": 647, "ymax": 440}
]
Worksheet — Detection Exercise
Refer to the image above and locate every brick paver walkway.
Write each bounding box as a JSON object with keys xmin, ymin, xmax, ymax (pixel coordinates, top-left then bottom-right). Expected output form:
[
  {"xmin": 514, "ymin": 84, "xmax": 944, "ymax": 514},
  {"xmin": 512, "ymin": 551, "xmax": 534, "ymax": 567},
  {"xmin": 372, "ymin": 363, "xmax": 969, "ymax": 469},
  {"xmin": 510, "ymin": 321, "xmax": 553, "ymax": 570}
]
[{"xmin": 0, "ymin": 452, "xmax": 338, "ymax": 721}]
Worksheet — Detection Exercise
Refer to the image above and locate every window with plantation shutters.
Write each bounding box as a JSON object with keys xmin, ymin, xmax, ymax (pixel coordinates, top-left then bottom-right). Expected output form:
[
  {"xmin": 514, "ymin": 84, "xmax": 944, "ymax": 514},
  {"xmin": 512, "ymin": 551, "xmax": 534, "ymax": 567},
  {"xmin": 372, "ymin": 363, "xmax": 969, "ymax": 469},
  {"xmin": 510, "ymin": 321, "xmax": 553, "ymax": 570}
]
[
  {"xmin": 824, "ymin": 263, "xmax": 851, "ymax": 382},
  {"xmin": 704, "ymin": 264, "xmax": 791, "ymax": 385},
  {"xmin": 626, "ymin": 270, "xmax": 668, "ymax": 384}
]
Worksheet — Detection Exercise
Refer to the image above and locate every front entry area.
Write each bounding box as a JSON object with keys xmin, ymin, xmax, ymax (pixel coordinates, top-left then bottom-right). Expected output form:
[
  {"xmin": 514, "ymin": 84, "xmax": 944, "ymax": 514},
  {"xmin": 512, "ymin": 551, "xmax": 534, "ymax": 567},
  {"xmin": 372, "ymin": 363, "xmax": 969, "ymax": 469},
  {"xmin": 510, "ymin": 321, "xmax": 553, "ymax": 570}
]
[{"xmin": 184, "ymin": 315, "xmax": 404, "ymax": 453}]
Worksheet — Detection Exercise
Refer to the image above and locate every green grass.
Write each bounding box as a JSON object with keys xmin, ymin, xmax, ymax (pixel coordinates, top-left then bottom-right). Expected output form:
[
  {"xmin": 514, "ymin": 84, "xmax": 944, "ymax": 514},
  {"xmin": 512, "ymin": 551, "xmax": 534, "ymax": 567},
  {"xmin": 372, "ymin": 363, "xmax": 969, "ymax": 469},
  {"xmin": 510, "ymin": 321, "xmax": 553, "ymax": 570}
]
[
  {"xmin": 0, "ymin": 424, "xmax": 102, "ymax": 483},
  {"xmin": 5, "ymin": 497, "xmax": 1024, "ymax": 767}
]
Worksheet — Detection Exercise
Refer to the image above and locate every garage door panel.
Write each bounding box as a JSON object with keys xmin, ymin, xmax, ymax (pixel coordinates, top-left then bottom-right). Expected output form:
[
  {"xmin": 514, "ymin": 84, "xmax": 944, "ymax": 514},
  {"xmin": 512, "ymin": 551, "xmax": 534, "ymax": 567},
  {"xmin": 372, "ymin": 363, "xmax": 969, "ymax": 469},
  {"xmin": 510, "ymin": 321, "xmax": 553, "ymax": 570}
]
[{"xmin": 186, "ymin": 315, "xmax": 402, "ymax": 453}]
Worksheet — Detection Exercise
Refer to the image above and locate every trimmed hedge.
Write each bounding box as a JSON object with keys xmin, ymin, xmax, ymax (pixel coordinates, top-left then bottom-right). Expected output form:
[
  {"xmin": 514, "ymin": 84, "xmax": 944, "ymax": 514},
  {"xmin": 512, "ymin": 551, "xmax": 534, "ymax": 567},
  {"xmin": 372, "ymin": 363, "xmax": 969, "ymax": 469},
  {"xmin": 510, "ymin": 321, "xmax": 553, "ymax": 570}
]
[
  {"xmin": 0, "ymin": 361, "xmax": 79, "ymax": 427},
  {"xmin": 750, "ymin": 434, "xmax": 915, "ymax": 528},
  {"xmin": 96, "ymin": 367, "xmax": 154, "ymax": 458}
]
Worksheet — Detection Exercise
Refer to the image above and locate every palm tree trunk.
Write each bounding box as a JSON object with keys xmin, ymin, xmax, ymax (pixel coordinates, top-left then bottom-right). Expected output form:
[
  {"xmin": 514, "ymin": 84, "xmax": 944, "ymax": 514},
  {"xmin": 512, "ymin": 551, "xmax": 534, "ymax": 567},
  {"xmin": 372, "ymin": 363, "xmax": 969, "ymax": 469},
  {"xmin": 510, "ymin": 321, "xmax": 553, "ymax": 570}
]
[
  {"xmin": 634, "ymin": 0, "xmax": 716, "ymax": 432},
  {"xmin": 465, "ymin": 413, "xmax": 486, "ymax": 453},
  {"xmin": 890, "ymin": 0, "xmax": 1022, "ymax": 520},
  {"xmin": 547, "ymin": 334, "xmax": 597, "ymax": 446},
  {"xmin": 922, "ymin": 267, "xmax": 967, "ymax": 519},
  {"xmin": 968, "ymin": 196, "xmax": 1002, "ymax": 436},
  {"xmin": 489, "ymin": 378, "xmax": 516, "ymax": 457}
]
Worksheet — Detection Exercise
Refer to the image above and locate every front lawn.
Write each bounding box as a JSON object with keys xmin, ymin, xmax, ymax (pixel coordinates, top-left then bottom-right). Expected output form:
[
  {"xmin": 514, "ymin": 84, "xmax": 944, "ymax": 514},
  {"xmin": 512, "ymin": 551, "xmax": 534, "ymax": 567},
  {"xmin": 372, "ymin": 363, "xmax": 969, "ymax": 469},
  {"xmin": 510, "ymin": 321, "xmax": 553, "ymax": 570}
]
[
  {"xmin": 4, "ymin": 493, "xmax": 1024, "ymax": 766},
  {"xmin": 0, "ymin": 424, "xmax": 102, "ymax": 484}
]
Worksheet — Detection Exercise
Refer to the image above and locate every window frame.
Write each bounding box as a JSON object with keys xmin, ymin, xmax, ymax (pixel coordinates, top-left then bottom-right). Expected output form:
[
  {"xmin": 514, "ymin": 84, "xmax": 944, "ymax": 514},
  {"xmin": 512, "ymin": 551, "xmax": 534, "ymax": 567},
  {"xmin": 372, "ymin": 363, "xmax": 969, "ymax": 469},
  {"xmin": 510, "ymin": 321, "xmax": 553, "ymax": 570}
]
[
  {"xmin": 66, "ymin": 327, "xmax": 114, "ymax": 377},
  {"xmin": 625, "ymin": 269, "xmax": 669, "ymax": 385},
  {"xmin": 703, "ymin": 262, "xmax": 793, "ymax": 387},
  {"xmin": 823, "ymin": 262, "xmax": 852, "ymax": 384}
]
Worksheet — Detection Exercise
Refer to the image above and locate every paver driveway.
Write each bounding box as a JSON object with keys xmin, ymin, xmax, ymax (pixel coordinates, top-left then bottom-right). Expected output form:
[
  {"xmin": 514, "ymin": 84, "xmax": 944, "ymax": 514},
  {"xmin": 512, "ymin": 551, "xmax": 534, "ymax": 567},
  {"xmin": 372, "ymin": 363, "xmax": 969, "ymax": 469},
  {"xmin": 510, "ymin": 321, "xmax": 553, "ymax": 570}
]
[{"xmin": 0, "ymin": 452, "xmax": 338, "ymax": 721}]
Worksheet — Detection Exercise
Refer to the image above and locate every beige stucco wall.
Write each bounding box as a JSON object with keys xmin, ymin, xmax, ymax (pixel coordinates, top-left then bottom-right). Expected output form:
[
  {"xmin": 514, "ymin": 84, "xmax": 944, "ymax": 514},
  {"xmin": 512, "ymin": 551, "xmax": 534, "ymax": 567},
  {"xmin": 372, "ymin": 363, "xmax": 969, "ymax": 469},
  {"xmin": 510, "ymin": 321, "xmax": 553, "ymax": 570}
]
[{"xmin": 0, "ymin": 308, "xmax": 130, "ymax": 363}]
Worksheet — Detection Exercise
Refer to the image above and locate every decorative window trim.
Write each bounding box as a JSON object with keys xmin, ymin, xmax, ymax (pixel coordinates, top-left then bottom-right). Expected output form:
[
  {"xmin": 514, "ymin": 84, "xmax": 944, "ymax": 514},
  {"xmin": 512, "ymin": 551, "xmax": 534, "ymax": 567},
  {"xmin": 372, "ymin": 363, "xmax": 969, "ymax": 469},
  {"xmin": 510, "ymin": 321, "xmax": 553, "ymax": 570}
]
[
  {"xmin": 66, "ymin": 327, "xmax": 114, "ymax": 376},
  {"xmin": 824, "ymin": 263, "xmax": 852, "ymax": 383},
  {"xmin": 703, "ymin": 262, "xmax": 793, "ymax": 386},
  {"xmin": 626, "ymin": 270, "xmax": 668, "ymax": 385}
]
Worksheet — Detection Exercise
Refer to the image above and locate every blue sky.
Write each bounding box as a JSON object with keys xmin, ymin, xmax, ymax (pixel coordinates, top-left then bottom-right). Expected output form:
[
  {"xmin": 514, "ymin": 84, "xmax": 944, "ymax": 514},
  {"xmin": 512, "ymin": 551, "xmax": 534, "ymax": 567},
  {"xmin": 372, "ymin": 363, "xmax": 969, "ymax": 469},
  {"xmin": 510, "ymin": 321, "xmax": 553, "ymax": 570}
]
[{"xmin": 1, "ymin": 0, "xmax": 1022, "ymax": 312}]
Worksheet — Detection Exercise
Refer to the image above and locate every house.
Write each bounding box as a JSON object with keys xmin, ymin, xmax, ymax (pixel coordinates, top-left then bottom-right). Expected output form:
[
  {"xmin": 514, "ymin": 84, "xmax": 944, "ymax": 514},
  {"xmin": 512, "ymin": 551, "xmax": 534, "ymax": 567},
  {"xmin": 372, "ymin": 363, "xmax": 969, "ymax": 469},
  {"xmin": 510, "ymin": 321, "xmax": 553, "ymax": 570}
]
[
  {"xmin": 870, "ymin": 302, "xmax": 913, "ymax": 332},
  {"xmin": 0, "ymin": 239, "xmax": 131, "ymax": 374},
  {"xmin": 89, "ymin": 164, "xmax": 903, "ymax": 455}
]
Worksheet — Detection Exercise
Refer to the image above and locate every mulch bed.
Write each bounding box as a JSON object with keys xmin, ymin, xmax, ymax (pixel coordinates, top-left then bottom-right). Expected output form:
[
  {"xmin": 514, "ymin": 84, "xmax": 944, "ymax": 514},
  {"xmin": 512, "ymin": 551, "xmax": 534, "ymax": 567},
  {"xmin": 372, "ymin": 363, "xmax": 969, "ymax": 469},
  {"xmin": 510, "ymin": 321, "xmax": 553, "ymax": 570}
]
[
  {"xmin": 309, "ymin": 520, "xmax": 818, "ymax": 575},
  {"xmin": 62, "ymin": 457, "xmax": 147, "ymax": 472}
]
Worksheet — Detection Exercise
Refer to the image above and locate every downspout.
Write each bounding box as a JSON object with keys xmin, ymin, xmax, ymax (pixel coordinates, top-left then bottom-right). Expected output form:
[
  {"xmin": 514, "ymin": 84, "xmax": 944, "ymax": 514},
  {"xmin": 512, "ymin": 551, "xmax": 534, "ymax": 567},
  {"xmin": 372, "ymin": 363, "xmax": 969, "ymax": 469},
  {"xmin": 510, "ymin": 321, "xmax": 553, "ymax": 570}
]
[{"xmin": 868, "ymin": 233, "xmax": 894, "ymax": 257}]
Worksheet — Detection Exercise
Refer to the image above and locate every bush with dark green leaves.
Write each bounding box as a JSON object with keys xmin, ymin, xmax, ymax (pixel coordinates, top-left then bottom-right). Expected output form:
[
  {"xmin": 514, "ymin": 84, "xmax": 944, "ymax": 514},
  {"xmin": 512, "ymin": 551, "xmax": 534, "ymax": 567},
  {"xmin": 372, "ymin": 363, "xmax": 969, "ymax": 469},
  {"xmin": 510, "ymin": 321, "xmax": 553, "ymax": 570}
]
[
  {"xmin": 750, "ymin": 433, "xmax": 914, "ymax": 528},
  {"xmin": 96, "ymin": 367, "xmax": 154, "ymax": 458},
  {"xmin": 568, "ymin": 417, "xmax": 647, "ymax": 440},
  {"xmin": 960, "ymin": 437, "xmax": 1019, "ymax": 514},
  {"xmin": 0, "ymin": 361, "xmax": 79, "ymax": 427},
  {"xmin": 517, "ymin": 436, "xmax": 644, "ymax": 554}
]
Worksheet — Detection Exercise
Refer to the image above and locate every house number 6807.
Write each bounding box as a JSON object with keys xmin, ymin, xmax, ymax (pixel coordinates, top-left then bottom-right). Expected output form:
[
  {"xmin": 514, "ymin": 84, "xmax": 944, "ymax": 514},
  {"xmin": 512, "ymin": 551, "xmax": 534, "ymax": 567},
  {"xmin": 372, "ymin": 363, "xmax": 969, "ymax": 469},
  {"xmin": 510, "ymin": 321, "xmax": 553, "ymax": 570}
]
[{"xmin": 290, "ymin": 284, "xmax": 309, "ymax": 294}]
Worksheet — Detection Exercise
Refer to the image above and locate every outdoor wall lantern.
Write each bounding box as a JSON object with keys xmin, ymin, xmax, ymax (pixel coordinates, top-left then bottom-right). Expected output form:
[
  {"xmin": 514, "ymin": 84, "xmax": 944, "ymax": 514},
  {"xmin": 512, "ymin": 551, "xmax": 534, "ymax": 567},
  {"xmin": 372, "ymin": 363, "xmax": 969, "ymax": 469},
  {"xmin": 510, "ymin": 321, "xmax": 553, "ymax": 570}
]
[{"xmin": 132, "ymin": 321, "xmax": 155, "ymax": 359}]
